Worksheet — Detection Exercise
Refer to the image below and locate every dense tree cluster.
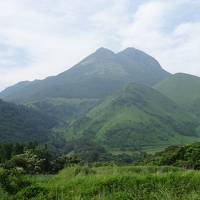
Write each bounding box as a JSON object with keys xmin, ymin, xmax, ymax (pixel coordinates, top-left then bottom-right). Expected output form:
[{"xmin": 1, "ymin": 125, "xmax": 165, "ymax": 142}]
[
  {"xmin": 0, "ymin": 142, "xmax": 69, "ymax": 174},
  {"xmin": 0, "ymin": 100, "xmax": 56, "ymax": 143},
  {"xmin": 137, "ymin": 142, "xmax": 200, "ymax": 170}
]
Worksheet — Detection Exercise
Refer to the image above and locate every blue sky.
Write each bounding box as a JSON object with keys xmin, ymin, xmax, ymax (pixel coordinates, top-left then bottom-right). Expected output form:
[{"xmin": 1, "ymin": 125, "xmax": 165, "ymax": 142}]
[{"xmin": 0, "ymin": 0, "xmax": 200, "ymax": 90}]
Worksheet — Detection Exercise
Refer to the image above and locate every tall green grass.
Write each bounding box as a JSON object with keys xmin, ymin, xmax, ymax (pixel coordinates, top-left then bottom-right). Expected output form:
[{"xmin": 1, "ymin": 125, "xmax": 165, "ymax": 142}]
[{"xmin": 14, "ymin": 166, "xmax": 200, "ymax": 200}]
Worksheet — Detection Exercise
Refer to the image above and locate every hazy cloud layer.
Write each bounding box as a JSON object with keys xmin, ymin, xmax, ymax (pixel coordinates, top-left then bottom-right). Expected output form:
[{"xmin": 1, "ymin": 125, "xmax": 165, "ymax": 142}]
[{"xmin": 0, "ymin": 0, "xmax": 199, "ymax": 90}]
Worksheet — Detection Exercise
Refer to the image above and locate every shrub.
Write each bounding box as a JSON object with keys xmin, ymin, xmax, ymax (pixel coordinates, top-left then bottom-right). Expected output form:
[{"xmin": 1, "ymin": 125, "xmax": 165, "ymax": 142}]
[
  {"xmin": 16, "ymin": 185, "xmax": 47, "ymax": 200},
  {"xmin": 0, "ymin": 168, "xmax": 30, "ymax": 195}
]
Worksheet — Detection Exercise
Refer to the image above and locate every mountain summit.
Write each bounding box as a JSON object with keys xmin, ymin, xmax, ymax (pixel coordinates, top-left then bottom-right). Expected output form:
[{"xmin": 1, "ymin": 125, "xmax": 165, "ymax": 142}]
[
  {"xmin": 0, "ymin": 47, "xmax": 171, "ymax": 103},
  {"xmin": 94, "ymin": 47, "xmax": 115, "ymax": 56}
]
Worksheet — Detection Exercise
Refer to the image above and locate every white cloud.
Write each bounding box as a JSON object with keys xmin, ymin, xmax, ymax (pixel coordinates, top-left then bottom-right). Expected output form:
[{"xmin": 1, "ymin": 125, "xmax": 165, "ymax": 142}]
[
  {"xmin": 120, "ymin": 0, "xmax": 200, "ymax": 75},
  {"xmin": 0, "ymin": 0, "xmax": 200, "ymax": 90}
]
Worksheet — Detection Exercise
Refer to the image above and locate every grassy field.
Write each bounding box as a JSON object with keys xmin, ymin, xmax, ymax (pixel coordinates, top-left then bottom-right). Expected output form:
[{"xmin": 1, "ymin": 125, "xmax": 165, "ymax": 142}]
[{"xmin": 2, "ymin": 165, "xmax": 199, "ymax": 200}]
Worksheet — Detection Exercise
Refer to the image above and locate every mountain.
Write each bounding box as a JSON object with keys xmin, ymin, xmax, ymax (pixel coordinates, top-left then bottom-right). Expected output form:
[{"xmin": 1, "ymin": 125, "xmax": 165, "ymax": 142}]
[
  {"xmin": 0, "ymin": 99, "xmax": 56, "ymax": 142},
  {"xmin": 27, "ymin": 98, "xmax": 99, "ymax": 126},
  {"xmin": 0, "ymin": 47, "xmax": 170, "ymax": 103},
  {"xmin": 65, "ymin": 83, "xmax": 200, "ymax": 151},
  {"xmin": 154, "ymin": 73, "xmax": 200, "ymax": 107}
]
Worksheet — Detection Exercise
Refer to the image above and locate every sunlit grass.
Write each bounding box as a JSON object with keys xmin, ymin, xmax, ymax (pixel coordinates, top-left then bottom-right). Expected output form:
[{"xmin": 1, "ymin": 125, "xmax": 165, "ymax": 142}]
[{"xmin": 19, "ymin": 165, "xmax": 200, "ymax": 200}]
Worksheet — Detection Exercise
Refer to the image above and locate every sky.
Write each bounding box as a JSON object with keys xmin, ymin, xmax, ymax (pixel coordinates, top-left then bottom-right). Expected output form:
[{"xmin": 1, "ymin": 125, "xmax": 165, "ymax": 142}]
[{"xmin": 0, "ymin": 0, "xmax": 200, "ymax": 91}]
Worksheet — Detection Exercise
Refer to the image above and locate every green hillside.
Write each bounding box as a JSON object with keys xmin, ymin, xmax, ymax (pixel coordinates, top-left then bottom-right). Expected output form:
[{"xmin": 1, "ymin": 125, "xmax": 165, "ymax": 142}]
[
  {"xmin": 66, "ymin": 83, "xmax": 200, "ymax": 151},
  {"xmin": 27, "ymin": 98, "xmax": 99, "ymax": 125},
  {"xmin": 0, "ymin": 48, "xmax": 170, "ymax": 103},
  {"xmin": 0, "ymin": 99, "xmax": 56, "ymax": 143},
  {"xmin": 154, "ymin": 73, "xmax": 200, "ymax": 106}
]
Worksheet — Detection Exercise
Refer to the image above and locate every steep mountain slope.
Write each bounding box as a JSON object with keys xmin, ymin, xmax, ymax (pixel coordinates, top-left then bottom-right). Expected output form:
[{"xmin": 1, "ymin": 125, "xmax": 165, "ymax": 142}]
[
  {"xmin": 154, "ymin": 73, "xmax": 200, "ymax": 106},
  {"xmin": 0, "ymin": 47, "xmax": 170, "ymax": 103},
  {"xmin": 66, "ymin": 83, "xmax": 200, "ymax": 150},
  {"xmin": 27, "ymin": 98, "xmax": 99, "ymax": 125},
  {"xmin": 0, "ymin": 99, "xmax": 56, "ymax": 142}
]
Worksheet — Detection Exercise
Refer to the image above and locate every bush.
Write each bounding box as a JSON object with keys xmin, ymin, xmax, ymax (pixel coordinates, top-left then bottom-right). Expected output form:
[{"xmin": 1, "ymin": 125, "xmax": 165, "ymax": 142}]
[
  {"xmin": 16, "ymin": 185, "xmax": 47, "ymax": 200},
  {"xmin": 0, "ymin": 168, "xmax": 30, "ymax": 195}
]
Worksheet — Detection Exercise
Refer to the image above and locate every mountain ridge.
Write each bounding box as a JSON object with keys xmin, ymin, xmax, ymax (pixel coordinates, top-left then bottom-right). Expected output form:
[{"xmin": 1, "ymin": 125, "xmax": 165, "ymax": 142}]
[
  {"xmin": 154, "ymin": 73, "xmax": 200, "ymax": 106},
  {"xmin": 0, "ymin": 47, "xmax": 171, "ymax": 103}
]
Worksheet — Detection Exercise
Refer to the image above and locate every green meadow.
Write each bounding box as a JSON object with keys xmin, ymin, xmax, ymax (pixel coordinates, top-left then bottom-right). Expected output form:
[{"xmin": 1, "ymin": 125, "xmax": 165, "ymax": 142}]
[{"xmin": 1, "ymin": 165, "xmax": 200, "ymax": 200}]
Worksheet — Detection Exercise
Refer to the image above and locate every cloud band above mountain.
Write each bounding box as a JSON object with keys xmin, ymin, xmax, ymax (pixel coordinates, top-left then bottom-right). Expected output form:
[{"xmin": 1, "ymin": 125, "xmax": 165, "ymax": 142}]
[{"xmin": 0, "ymin": 0, "xmax": 199, "ymax": 90}]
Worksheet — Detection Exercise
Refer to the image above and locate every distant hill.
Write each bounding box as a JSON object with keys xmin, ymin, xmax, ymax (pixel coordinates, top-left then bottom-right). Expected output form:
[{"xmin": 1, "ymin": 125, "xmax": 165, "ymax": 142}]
[
  {"xmin": 0, "ymin": 47, "xmax": 170, "ymax": 103},
  {"xmin": 154, "ymin": 73, "xmax": 200, "ymax": 106},
  {"xmin": 0, "ymin": 99, "xmax": 56, "ymax": 142},
  {"xmin": 66, "ymin": 83, "xmax": 199, "ymax": 151}
]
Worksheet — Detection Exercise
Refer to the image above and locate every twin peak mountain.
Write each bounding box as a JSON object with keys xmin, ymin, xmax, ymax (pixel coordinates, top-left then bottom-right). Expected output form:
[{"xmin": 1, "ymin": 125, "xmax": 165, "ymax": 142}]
[
  {"xmin": 0, "ymin": 47, "xmax": 170, "ymax": 103},
  {"xmin": 1, "ymin": 47, "xmax": 200, "ymax": 149}
]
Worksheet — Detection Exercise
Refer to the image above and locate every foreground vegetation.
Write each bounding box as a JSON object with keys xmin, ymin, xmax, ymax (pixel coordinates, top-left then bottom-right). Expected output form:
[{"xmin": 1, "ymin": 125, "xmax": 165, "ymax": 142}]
[
  {"xmin": 1, "ymin": 165, "xmax": 200, "ymax": 199},
  {"xmin": 2, "ymin": 142, "xmax": 200, "ymax": 199}
]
